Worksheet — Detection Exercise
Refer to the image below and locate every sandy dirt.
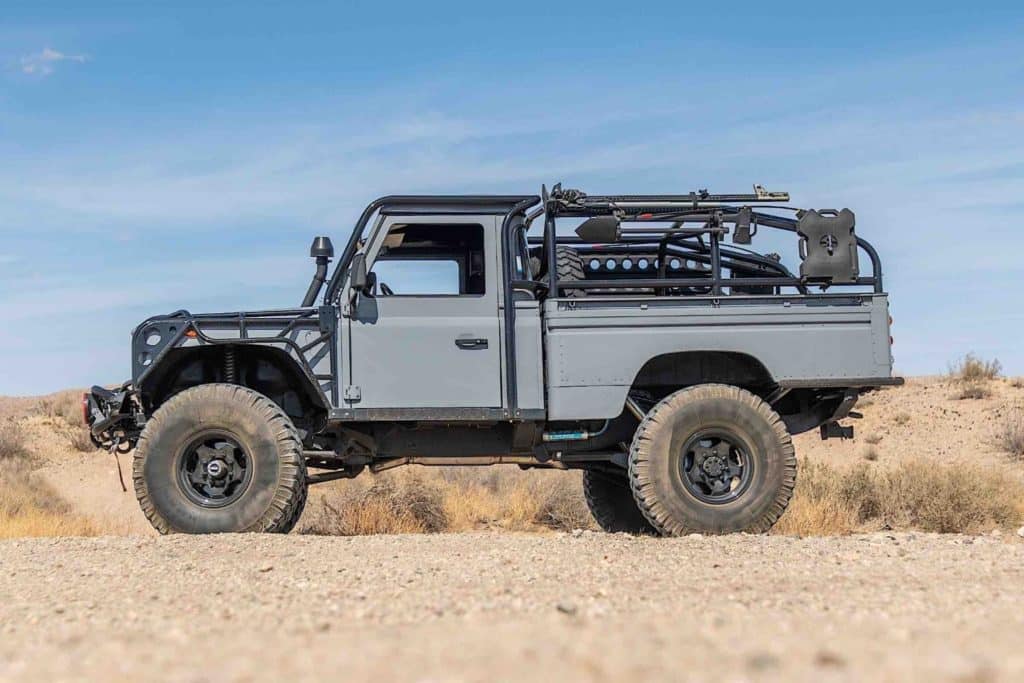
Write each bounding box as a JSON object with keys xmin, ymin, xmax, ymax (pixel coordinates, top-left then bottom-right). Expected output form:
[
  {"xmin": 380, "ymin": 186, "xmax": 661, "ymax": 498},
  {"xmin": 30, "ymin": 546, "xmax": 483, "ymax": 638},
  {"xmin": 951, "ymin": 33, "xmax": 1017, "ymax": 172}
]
[
  {"xmin": 2, "ymin": 377, "xmax": 1024, "ymax": 681},
  {"xmin": 1, "ymin": 531, "xmax": 1022, "ymax": 682}
]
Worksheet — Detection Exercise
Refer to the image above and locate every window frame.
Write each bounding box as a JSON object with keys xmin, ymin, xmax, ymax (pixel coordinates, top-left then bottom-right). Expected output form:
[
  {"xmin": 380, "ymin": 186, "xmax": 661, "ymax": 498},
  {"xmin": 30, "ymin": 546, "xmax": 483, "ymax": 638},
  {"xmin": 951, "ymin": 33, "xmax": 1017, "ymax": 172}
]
[{"xmin": 366, "ymin": 221, "xmax": 488, "ymax": 299}]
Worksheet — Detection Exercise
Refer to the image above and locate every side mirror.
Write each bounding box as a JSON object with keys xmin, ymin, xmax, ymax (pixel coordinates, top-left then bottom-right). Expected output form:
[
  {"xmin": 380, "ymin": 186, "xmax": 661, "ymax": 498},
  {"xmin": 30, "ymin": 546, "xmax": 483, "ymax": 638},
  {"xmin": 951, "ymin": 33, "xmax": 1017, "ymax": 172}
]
[
  {"xmin": 575, "ymin": 216, "xmax": 621, "ymax": 243},
  {"xmin": 350, "ymin": 253, "xmax": 368, "ymax": 292}
]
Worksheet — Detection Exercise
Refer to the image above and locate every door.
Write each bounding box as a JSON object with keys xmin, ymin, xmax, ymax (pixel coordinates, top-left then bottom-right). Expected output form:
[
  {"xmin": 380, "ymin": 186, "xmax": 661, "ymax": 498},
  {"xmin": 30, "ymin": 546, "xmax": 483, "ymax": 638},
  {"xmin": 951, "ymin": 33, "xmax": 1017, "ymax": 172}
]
[{"xmin": 345, "ymin": 216, "xmax": 503, "ymax": 409}]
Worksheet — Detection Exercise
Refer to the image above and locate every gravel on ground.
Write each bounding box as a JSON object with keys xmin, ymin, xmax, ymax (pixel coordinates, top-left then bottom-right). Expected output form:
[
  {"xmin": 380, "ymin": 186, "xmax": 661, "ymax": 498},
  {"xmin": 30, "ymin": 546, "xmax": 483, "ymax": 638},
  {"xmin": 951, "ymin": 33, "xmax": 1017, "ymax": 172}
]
[{"xmin": 1, "ymin": 531, "xmax": 1022, "ymax": 682}]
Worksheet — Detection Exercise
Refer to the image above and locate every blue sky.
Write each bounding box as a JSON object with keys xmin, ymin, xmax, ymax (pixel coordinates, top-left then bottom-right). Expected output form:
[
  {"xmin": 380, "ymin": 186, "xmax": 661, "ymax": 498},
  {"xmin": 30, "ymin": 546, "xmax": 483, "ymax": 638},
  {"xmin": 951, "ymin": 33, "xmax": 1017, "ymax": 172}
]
[{"xmin": 1, "ymin": 1, "xmax": 1023, "ymax": 394}]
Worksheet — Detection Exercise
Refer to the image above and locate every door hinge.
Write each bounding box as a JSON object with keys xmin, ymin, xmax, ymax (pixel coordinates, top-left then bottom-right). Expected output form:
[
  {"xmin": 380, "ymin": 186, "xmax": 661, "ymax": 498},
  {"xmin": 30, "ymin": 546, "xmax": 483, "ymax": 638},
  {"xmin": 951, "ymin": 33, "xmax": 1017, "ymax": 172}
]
[{"xmin": 343, "ymin": 385, "xmax": 362, "ymax": 402}]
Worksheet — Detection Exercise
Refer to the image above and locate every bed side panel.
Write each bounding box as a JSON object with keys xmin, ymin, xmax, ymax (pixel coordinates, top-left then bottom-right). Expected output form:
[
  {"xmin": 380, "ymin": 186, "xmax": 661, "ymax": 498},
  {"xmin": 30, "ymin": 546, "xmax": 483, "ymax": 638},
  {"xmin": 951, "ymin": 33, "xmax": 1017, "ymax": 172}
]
[{"xmin": 543, "ymin": 295, "xmax": 893, "ymax": 420}]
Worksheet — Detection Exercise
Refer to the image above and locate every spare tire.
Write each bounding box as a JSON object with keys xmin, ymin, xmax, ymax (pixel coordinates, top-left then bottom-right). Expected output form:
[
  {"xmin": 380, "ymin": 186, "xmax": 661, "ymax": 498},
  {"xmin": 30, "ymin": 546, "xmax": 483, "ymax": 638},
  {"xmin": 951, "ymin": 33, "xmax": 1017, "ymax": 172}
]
[{"xmin": 556, "ymin": 246, "xmax": 586, "ymax": 298}]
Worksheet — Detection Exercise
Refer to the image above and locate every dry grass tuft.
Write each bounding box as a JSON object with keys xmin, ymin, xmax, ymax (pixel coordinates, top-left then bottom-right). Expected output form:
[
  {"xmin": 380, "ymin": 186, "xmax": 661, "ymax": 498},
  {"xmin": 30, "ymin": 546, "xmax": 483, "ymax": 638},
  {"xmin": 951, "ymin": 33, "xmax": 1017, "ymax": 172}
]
[
  {"xmin": 997, "ymin": 414, "xmax": 1024, "ymax": 461},
  {"xmin": 949, "ymin": 353, "xmax": 1002, "ymax": 383},
  {"xmin": 861, "ymin": 445, "xmax": 880, "ymax": 461},
  {"xmin": 531, "ymin": 476, "xmax": 593, "ymax": 531},
  {"xmin": 948, "ymin": 354, "xmax": 1001, "ymax": 400},
  {"xmin": 68, "ymin": 428, "xmax": 97, "ymax": 453},
  {"xmin": 303, "ymin": 471, "xmax": 448, "ymax": 535},
  {"xmin": 955, "ymin": 383, "xmax": 992, "ymax": 400},
  {"xmin": 863, "ymin": 433, "xmax": 882, "ymax": 445},
  {"xmin": 34, "ymin": 390, "xmax": 84, "ymax": 427},
  {"xmin": 304, "ymin": 455, "xmax": 1022, "ymax": 539},
  {"xmin": 0, "ymin": 414, "xmax": 96, "ymax": 538},
  {"xmin": 1010, "ymin": 377, "xmax": 1024, "ymax": 389},
  {"xmin": 0, "ymin": 456, "xmax": 95, "ymax": 539},
  {"xmin": 301, "ymin": 467, "xmax": 594, "ymax": 536},
  {"xmin": 775, "ymin": 457, "xmax": 1024, "ymax": 536},
  {"xmin": 0, "ymin": 419, "xmax": 29, "ymax": 460}
]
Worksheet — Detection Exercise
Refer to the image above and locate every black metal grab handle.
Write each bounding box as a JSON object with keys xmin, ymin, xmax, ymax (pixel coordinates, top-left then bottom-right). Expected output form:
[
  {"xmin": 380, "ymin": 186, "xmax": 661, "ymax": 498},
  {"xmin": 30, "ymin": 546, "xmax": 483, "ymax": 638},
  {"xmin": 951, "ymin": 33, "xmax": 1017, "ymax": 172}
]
[{"xmin": 455, "ymin": 338, "xmax": 488, "ymax": 350}]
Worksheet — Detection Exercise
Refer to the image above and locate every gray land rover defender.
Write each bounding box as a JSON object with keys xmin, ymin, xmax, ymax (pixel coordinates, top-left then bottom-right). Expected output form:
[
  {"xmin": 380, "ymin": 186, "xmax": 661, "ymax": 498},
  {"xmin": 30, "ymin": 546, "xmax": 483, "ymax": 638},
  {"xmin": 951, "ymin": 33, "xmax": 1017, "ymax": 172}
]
[{"xmin": 86, "ymin": 184, "xmax": 900, "ymax": 536}]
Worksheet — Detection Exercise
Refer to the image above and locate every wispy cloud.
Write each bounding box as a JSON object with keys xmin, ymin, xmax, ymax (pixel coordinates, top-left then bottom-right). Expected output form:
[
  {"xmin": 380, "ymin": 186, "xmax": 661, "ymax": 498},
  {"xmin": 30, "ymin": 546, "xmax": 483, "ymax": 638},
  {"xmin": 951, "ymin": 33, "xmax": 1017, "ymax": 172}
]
[{"xmin": 19, "ymin": 47, "xmax": 87, "ymax": 76}]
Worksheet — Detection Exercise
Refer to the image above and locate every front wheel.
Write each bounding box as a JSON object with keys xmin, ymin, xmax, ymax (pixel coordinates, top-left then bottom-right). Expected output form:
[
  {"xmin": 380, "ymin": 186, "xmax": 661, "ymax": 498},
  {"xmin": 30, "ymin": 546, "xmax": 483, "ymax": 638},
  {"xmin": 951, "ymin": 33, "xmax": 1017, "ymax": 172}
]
[
  {"xmin": 133, "ymin": 384, "xmax": 307, "ymax": 534},
  {"xmin": 628, "ymin": 384, "xmax": 796, "ymax": 535}
]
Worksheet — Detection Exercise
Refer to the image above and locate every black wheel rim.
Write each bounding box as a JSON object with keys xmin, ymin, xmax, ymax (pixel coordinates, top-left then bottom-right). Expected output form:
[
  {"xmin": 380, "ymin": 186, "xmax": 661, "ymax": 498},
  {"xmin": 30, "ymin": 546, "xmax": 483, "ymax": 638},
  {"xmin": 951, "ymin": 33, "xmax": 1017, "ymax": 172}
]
[
  {"xmin": 678, "ymin": 429, "xmax": 754, "ymax": 504},
  {"xmin": 177, "ymin": 432, "xmax": 253, "ymax": 508}
]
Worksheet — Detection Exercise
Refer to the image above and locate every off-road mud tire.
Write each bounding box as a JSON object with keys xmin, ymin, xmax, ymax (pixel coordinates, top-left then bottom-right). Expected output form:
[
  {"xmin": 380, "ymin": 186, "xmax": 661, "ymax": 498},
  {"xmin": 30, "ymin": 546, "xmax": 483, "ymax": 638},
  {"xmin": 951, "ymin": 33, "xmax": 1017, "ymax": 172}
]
[
  {"xmin": 628, "ymin": 384, "xmax": 796, "ymax": 535},
  {"xmin": 582, "ymin": 469, "xmax": 657, "ymax": 534},
  {"xmin": 133, "ymin": 384, "xmax": 307, "ymax": 534}
]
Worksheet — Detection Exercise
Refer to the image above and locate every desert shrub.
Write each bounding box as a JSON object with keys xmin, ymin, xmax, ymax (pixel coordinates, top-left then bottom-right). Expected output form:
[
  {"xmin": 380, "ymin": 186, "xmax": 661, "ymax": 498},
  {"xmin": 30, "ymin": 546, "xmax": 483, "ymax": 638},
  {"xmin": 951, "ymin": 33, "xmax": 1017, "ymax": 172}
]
[
  {"xmin": 948, "ymin": 353, "xmax": 1002, "ymax": 383},
  {"xmin": 531, "ymin": 476, "xmax": 592, "ymax": 531},
  {"xmin": 878, "ymin": 459, "xmax": 1020, "ymax": 533},
  {"xmin": 774, "ymin": 457, "xmax": 1024, "ymax": 536},
  {"xmin": 1010, "ymin": 377, "xmax": 1024, "ymax": 389},
  {"xmin": 0, "ymin": 419, "xmax": 28, "ymax": 460},
  {"xmin": 773, "ymin": 459, "xmax": 865, "ymax": 535},
  {"xmin": 998, "ymin": 414, "xmax": 1024, "ymax": 460},
  {"xmin": 35, "ymin": 391, "xmax": 83, "ymax": 427},
  {"xmin": 954, "ymin": 383, "xmax": 992, "ymax": 400},
  {"xmin": 303, "ymin": 470, "xmax": 447, "ymax": 535},
  {"xmin": 947, "ymin": 354, "xmax": 1000, "ymax": 399},
  {"xmin": 301, "ymin": 467, "xmax": 595, "ymax": 536},
  {"xmin": 68, "ymin": 428, "xmax": 97, "ymax": 453}
]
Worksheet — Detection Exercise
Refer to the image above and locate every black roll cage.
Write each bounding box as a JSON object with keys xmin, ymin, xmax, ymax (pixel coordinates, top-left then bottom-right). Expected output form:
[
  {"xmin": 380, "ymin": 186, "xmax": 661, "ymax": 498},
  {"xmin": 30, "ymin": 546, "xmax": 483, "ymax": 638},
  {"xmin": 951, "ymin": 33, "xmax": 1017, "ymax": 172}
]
[
  {"xmin": 320, "ymin": 185, "xmax": 886, "ymax": 418},
  {"xmin": 535, "ymin": 184, "xmax": 884, "ymax": 297}
]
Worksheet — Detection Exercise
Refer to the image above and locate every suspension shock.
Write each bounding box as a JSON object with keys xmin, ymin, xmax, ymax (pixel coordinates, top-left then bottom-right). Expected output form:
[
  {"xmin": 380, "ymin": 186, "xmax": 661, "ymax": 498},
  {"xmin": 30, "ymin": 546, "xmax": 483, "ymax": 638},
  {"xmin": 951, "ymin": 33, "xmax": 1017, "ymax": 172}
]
[{"xmin": 224, "ymin": 347, "xmax": 237, "ymax": 384}]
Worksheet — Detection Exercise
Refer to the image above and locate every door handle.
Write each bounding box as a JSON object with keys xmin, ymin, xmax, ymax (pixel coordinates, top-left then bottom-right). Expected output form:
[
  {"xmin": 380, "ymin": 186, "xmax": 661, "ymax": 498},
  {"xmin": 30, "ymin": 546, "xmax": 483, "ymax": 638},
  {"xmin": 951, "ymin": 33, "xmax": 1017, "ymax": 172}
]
[{"xmin": 455, "ymin": 338, "xmax": 488, "ymax": 350}]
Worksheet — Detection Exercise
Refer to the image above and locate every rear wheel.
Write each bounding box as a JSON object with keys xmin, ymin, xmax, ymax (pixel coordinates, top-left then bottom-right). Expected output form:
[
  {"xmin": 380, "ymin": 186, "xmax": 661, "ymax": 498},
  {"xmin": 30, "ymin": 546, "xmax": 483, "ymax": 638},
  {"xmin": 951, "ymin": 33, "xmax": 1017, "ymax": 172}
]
[
  {"xmin": 583, "ymin": 469, "xmax": 657, "ymax": 534},
  {"xmin": 628, "ymin": 384, "xmax": 796, "ymax": 535},
  {"xmin": 133, "ymin": 384, "xmax": 307, "ymax": 534}
]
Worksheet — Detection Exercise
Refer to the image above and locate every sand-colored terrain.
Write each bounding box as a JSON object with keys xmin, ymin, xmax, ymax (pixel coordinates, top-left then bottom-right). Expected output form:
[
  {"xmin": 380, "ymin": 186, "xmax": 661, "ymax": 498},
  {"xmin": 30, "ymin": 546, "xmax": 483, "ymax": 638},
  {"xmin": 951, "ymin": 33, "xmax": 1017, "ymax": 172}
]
[
  {"xmin": 1, "ymin": 532, "xmax": 1022, "ymax": 682},
  {"xmin": 1, "ymin": 376, "xmax": 1024, "ymax": 681}
]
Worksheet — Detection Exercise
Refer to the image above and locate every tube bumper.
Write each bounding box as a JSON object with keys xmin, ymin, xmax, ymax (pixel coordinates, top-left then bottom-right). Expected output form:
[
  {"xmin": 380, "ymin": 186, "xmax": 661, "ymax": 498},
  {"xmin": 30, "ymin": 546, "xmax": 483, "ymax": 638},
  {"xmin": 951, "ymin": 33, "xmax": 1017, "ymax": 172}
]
[{"xmin": 85, "ymin": 383, "xmax": 142, "ymax": 451}]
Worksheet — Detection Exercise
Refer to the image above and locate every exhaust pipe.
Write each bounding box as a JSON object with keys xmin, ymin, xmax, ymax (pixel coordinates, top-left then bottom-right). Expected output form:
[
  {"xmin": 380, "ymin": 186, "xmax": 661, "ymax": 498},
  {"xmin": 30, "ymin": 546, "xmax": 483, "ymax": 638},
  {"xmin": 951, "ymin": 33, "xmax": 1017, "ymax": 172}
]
[{"xmin": 301, "ymin": 236, "xmax": 334, "ymax": 307}]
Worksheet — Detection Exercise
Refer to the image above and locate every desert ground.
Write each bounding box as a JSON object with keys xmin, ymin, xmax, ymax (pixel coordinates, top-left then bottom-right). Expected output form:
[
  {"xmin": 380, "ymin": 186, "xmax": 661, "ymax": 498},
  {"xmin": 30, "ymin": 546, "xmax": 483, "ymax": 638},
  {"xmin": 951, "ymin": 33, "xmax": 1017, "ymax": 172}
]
[{"xmin": 1, "ymin": 369, "xmax": 1023, "ymax": 681}]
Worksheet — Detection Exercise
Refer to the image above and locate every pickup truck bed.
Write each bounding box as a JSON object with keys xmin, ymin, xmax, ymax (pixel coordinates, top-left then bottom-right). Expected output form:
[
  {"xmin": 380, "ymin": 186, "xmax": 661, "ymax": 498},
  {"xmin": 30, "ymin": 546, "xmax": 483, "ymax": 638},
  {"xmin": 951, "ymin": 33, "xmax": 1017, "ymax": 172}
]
[{"xmin": 544, "ymin": 292, "xmax": 894, "ymax": 420}]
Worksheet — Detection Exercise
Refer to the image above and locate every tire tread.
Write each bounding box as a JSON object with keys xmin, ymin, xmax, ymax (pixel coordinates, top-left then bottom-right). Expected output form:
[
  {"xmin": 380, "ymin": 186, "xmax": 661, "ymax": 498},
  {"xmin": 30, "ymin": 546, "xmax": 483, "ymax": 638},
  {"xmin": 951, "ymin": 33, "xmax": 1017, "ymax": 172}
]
[
  {"xmin": 133, "ymin": 384, "xmax": 307, "ymax": 535},
  {"xmin": 627, "ymin": 384, "xmax": 796, "ymax": 536}
]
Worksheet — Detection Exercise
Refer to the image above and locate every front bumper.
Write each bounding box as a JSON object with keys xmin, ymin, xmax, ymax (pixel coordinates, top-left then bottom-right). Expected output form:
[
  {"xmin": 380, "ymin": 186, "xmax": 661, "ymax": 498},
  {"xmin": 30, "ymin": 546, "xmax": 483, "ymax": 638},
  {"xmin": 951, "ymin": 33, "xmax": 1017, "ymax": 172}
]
[{"xmin": 85, "ymin": 383, "xmax": 142, "ymax": 451}]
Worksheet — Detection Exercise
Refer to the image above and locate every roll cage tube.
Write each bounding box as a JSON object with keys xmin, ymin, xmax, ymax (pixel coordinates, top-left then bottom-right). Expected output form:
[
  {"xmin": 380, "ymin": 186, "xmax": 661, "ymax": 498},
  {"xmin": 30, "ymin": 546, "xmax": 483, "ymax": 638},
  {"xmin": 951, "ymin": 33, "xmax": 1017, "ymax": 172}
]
[
  {"xmin": 500, "ymin": 197, "xmax": 542, "ymax": 416},
  {"xmin": 540, "ymin": 186, "xmax": 884, "ymax": 296}
]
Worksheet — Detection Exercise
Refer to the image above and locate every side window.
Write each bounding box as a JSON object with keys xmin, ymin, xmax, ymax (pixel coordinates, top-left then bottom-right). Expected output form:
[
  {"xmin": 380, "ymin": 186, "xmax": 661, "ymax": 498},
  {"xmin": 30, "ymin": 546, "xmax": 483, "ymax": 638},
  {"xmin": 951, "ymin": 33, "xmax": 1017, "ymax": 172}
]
[{"xmin": 370, "ymin": 223, "xmax": 485, "ymax": 296}]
